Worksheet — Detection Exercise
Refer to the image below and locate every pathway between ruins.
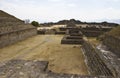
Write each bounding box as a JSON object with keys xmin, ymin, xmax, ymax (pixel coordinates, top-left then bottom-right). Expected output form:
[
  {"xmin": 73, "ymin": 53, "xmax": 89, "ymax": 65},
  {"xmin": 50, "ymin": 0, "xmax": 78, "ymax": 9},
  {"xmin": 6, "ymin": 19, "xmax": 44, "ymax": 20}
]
[{"xmin": 0, "ymin": 35, "xmax": 88, "ymax": 75}]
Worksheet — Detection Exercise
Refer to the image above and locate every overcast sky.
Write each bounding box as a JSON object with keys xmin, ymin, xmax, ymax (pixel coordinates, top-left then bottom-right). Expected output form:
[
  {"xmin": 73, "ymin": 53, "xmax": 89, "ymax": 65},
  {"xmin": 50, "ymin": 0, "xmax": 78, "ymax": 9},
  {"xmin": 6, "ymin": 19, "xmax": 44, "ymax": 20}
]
[{"xmin": 0, "ymin": 0, "xmax": 120, "ymax": 23}]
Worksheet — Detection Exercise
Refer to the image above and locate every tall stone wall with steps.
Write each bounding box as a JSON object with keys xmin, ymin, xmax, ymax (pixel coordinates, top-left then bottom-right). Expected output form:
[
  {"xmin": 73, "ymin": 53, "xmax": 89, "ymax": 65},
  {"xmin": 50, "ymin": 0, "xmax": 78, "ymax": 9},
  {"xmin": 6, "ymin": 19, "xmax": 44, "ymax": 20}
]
[
  {"xmin": 0, "ymin": 26, "xmax": 37, "ymax": 48},
  {"xmin": 0, "ymin": 10, "xmax": 37, "ymax": 48},
  {"xmin": 96, "ymin": 44, "xmax": 120, "ymax": 78},
  {"xmin": 0, "ymin": 17, "xmax": 23, "ymax": 23},
  {"xmin": 103, "ymin": 34, "xmax": 120, "ymax": 57},
  {"xmin": 82, "ymin": 41, "xmax": 113, "ymax": 77}
]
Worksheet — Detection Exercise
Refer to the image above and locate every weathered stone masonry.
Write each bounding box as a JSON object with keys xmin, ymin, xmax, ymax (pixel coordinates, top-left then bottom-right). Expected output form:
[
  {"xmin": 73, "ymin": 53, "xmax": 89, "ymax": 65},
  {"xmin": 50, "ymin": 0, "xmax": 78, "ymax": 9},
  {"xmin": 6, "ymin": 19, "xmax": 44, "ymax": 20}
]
[
  {"xmin": 82, "ymin": 41, "xmax": 113, "ymax": 76},
  {"xmin": 0, "ymin": 25, "xmax": 37, "ymax": 48},
  {"xmin": 103, "ymin": 34, "xmax": 120, "ymax": 57},
  {"xmin": 0, "ymin": 11, "xmax": 37, "ymax": 48}
]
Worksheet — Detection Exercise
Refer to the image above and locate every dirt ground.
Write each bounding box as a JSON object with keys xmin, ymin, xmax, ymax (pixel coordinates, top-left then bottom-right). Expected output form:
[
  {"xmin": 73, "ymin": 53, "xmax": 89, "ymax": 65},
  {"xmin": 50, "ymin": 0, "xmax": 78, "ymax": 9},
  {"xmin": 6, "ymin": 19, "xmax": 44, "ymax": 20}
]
[
  {"xmin": 87, "ymin": 37, "xmax": 100, "ymax": 46},
  {"xmin": 0, "ymin": 35, "xmax": 88, "ymax": 75}
]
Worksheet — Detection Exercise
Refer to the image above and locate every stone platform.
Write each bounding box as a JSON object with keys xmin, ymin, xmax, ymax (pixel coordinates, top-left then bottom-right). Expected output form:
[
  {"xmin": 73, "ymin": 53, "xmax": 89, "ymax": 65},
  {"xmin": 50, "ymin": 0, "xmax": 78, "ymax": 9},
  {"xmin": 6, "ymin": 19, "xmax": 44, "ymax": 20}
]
[
  {"xmin": 61, "ymin": 20, "xmax": 84, "ymax": 44},
  {"xmin": 61, "ymin": 28, "xmax": 84, "ymax": 44},
  {"xmin": 61, "ymin": 35, "xmax": 84, "ymax": 44},
  {"xmin": 0, "ymin": 59, "xmax": 113, "ymax": 78}
]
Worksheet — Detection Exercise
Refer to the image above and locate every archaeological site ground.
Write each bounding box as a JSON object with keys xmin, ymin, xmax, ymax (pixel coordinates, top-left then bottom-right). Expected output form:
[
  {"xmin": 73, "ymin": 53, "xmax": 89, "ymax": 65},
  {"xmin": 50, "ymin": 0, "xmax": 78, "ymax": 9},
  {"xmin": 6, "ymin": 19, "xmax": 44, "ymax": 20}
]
[{"xmin": 0, "ymin": 10, "xmax": 120, "ymax": 78}]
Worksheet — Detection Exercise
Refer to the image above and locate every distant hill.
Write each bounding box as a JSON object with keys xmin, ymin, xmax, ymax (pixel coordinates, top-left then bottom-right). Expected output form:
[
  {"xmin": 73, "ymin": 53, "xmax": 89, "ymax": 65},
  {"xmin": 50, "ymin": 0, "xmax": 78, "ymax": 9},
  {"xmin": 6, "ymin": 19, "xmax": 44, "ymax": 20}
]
[
  {"xmin": 56, "ymin": 19, "xmax": 82, "ymax": 24},
  {"xmin": 40, "ymin": 19, "xmax": 119, "ymax": 27}
]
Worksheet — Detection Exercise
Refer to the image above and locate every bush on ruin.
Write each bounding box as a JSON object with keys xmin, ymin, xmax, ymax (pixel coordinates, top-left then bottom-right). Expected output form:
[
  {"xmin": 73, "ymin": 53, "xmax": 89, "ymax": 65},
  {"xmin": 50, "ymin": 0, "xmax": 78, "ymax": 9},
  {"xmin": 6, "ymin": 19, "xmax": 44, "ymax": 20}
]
[{"xmin": 31, "ymin": 21, "xmax": 39, "ymax": 27}]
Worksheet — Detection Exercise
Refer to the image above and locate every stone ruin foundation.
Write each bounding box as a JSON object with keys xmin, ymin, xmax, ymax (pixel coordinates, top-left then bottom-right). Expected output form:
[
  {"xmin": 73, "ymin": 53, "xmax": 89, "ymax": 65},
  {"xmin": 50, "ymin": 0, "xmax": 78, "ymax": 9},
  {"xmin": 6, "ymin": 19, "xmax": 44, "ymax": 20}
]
[
  {"xmin": 61, "ymin": 28, "xmax": 84, "ymax": 44},
  {"xmin": 61, "ymin": 21, "xmax": 84, "ymax": 44},
  {"xmin": 81, "ymin": 38, "xmax": 120, "ymax": 78},
  {"xmin": 0, "ymin": 59, "xmax": 114, "ymax": 78},
  {"xmin": 103, "ymin": 34, "xmax": 120, "ymax": 58},
  {"xmin": 60, "ymin": 21, "xmax": 120, "ymax": 77}
]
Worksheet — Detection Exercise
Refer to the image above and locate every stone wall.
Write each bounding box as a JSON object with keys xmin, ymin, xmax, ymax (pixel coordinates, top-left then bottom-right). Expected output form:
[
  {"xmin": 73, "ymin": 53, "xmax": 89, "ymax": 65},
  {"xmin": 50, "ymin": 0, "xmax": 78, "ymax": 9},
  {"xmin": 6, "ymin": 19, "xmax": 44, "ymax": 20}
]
[
  {"xmin": 82, "ymin": 28, "xmax": 112, "ymax": 37},
  {"xmin": 0, "ymin": 59, "xmax": 113, "ymax": 78},
  {"xmin": 96, "ymin": 44, "xmax": 120, "ymax": 78},
  {"xmin": 55, "ymin": 31, "xmax": 66, "ymax": 35},
  {"xmin": 82, "ymin": 41, "xmax": 113, "ymax": 76},
  {"xmin": 103, "ymin": 34, "xmax": 120, "ymax": 57},
  {"xmin": 82, "ymin": 31, "xmax": 102, "ymax": 37},
  {"xmin": 37, "ymin": 30, "xmax": 45, "ymax": 34},
  {"xmin": 0, "ymin": 24, "xmax": 35, "ymax": 34},
  {"xmin": 0, "ymin": 17, "xmax": 24, "ymax": 23},
  {"xmin": 0, "ymin": 25, "xmax": 37, "ymax": 48},
  {"xmin": 0, "ymin": 10, "xmax": 37, "ymax": 48}
]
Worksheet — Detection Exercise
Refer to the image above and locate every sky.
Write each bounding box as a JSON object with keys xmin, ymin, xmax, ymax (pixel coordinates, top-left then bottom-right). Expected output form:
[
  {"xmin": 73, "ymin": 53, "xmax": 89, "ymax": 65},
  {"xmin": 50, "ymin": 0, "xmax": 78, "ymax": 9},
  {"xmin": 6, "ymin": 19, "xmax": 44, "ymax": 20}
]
[{"xmin": 0, "ymin": 0, "xmax": 120, "ymax": 23}]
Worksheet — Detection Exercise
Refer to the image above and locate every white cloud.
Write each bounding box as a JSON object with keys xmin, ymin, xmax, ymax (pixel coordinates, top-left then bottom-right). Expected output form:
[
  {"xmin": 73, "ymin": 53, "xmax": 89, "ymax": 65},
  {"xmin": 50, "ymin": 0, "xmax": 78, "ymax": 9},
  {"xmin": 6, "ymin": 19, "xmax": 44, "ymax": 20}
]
[
  {"xmin": 48, "ymin": 0, "xmax": 62, "ymax": 2},
  {"xmin": 67, "ymin": 3, "xmax": 77, "ymax": 7},
  {"xmin": 107, "ymin": 0, "xmax": 120, "ymax": 2},
  {"xmin": 0, "ymin": 0, "xmax": 120, "ymax": 22}
]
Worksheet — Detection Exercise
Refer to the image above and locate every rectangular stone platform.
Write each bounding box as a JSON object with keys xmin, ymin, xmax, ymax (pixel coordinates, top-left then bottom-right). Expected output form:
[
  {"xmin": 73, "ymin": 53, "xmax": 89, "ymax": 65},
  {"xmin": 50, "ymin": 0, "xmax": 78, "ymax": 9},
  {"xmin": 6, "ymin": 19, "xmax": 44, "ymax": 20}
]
[{"xmin": 61, "ymin": 35, "xmax": 84, "ymax": 44}]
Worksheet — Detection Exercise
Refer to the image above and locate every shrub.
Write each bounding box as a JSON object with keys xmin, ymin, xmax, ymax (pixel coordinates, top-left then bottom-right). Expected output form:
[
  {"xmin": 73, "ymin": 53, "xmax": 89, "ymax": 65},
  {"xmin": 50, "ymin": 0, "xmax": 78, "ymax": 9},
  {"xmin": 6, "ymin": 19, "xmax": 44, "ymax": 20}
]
[{"xmin": 31, "ymin": 21, "xmax": 39, "ymax": 27}]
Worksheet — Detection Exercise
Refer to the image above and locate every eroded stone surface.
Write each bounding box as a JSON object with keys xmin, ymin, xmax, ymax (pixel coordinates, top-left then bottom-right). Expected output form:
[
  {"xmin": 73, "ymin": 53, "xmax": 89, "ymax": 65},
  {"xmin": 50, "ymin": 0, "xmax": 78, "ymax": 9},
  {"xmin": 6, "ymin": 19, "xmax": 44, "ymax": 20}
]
[
  {"xmin": 97, "ymin": 44, "xmax": 120, "ymax": 77},
  {"xmin": 0, "ymin": 59, "xmax": 113, "ymax": 78}
]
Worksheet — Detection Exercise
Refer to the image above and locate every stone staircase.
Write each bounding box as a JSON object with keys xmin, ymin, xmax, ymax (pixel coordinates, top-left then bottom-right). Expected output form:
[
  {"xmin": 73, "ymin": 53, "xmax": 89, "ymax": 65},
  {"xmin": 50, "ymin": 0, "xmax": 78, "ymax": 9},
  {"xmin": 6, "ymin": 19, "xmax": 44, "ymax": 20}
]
[{"xmin": 82, "ymin": 41, "xmax": 113, "ymax": 76}]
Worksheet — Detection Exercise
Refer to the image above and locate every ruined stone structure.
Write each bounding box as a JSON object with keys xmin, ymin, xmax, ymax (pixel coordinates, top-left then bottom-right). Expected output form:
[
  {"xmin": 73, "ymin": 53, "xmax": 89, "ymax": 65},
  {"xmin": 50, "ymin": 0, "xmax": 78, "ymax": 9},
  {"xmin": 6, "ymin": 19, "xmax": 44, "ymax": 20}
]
[
  {"xmin": 54, "ymin": 26, "xmax": 112, "ymax": 37},
  {"xmin": 102, "ymin": 26, "xmax": 120, "ymax": 57},
  {"xmin": 82, "ymin": 41, "xmax": 113, "ymax": 76},
  {"xmin": 61, "ymin": 28, "xmax": 84, "ymax": 44},
  {"xmin": 37, "ymin": 30, "xmax": 46, "ymax": 34},
  {"xmin": 61, "ymin": 21, "xmax": 84, "ymax": 44},
  {"xmin": 82, "ymin": 39, "xmax": 120, "ymax": 78},
  {"xmin": 0, "ymin": 59, "xmax": 114, "ymax": 78},
  {"xmin": 82, "ymin": 27, "xmax": 112, "ymax": 37},
  {"xmin": 103, "ymin": 34, "xmax": 120, "ymax": 58},
  {"xmin": 54, "ymin": 28, "xmax": 65, "ymax": 35},
  {"xmin": 97, "ymin": 44, "xmax": 120, "ymax": 78},
  {"xmin": 0, "ymin": 10, "xmax": 37, "ymax": 48}
]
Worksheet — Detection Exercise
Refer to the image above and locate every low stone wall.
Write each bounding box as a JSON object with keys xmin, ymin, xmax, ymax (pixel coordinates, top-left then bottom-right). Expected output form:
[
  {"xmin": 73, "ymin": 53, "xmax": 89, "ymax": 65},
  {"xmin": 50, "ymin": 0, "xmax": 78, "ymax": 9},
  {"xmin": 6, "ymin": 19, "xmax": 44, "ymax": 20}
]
[
  {"xmin": 81, "ymin": 28, "xmax": 112, "ymax": 37},
  {"xmin": 61, "ymin": 37, "xmax": 84, "ymax": 44},
  {"xmin": 103, "ymin": 34, "xmax": 120, "ymax": 57},
  {"xmin": 37, "ymin": 30, "xmax": 45, "ymax": 34},
  {"xmin": 0, "ymin": 28, "xmax": 37, "ymax": 48},
  {"xmin": 82, "ymin": 31, "xmax": 103, "ymax": 37},
  {"xmin": 82, "ymin": 41, "xmax": 113, "ymax": 76},
  {"xmin": 0, "ymin": 59, "xmax": 113, "ymax": 78},
  {"xmin": 55, "ymin": 31, "xmax": 66, "ymax": 34}
]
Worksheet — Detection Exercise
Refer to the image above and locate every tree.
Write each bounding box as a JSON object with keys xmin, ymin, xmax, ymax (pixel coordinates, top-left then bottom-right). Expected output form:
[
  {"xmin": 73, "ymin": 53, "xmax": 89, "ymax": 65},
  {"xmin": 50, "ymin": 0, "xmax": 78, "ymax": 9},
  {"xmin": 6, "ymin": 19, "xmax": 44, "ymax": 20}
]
[{"xmin": 31, "ymin": 21, "xmax": 39, "ymax": 27}]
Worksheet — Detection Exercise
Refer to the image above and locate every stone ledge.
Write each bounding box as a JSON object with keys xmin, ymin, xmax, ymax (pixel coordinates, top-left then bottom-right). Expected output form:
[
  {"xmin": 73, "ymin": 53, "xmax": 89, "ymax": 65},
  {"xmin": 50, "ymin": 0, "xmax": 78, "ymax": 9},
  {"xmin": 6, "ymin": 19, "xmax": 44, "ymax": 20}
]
[{"xmin": 0, "ymin": 59, "xmax": 113, "ymax": 78}]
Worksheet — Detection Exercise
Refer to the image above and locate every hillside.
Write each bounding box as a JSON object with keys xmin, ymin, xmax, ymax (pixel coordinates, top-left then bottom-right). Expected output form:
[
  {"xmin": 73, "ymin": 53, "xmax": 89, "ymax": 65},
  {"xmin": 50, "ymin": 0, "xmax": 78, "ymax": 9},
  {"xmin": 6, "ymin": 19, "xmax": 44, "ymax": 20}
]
[
  {"xmin": 40, "ymin": 19, "xmax": 119, "ymax": 27},
  {"xmin": 107, "ymin": 26, "xmax": 120, "ymax": 38}
]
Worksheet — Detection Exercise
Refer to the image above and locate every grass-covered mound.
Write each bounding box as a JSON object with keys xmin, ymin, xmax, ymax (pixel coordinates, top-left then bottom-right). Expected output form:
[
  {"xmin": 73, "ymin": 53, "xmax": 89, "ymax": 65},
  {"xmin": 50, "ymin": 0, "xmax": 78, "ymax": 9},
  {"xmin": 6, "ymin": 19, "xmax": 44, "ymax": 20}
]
[{"xmin": 106, "ymin": 26, "xmax": 120, "ymax": 38}]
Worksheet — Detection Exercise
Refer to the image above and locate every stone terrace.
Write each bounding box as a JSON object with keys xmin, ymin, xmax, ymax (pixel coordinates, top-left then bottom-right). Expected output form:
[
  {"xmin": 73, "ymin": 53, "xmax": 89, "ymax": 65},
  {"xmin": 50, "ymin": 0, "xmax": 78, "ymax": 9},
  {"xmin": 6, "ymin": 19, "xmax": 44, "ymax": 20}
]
[{"xmin": 0, "ymin": 10, "xmax": 37, "ymax": 48}]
